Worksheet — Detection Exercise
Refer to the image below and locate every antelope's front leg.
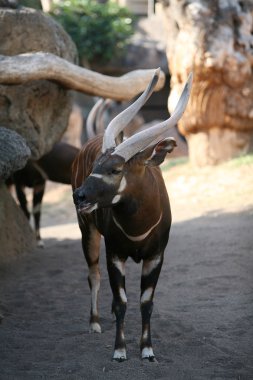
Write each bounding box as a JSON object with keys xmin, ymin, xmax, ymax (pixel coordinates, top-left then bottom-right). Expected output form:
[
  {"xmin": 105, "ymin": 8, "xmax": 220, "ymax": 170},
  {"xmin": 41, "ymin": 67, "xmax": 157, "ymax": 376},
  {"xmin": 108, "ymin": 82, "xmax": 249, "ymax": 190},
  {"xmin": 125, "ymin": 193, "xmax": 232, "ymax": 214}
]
[
  {"xmin": 79, "ymin": 219, "xmax": 102, "ymax": 333},
  {"xmin": 140, "ymin": 254, "xmax": 163, "ymax": 361},
  {"xmin": 107, "ymin": 255, "xmax": 127, "ymax": 361}
]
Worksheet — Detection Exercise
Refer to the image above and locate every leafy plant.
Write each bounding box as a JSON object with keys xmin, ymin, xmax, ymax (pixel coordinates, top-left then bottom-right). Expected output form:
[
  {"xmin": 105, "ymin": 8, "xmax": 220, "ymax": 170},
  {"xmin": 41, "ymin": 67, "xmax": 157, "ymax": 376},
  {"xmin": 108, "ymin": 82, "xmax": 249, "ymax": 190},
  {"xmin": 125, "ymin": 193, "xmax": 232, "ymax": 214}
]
[
  {"xmin": 161, "ymin": 157, "xmax": 189, "ymax": 172},
  {"xmin": 226, "ymin": 153, "xmax": 253, "ymax": 167},
  {"xmin": 50, "ymin": 0, "xmax": 134, "ymax": 63},
  {"xmin": 19, "ymin": 0, "xmax": 42, "ymax": 9}
]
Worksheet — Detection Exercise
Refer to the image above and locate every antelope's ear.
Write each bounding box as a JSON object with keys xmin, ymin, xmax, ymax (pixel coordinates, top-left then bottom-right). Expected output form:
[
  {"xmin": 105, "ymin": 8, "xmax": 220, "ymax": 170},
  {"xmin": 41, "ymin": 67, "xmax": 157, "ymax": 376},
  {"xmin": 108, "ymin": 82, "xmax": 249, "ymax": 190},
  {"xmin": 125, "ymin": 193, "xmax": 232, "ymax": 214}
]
[{"xmin": 144, "ymin": 138, "xmax": 177, "ymax": 166}]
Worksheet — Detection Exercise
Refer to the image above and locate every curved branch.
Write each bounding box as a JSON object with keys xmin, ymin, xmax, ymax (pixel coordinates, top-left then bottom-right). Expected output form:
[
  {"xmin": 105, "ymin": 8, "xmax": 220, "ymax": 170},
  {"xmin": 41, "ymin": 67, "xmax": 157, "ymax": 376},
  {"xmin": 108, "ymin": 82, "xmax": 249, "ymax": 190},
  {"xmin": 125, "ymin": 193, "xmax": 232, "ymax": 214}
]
[{"xmin": 0, "ymin": 52, "xmax": 165, "ymax": 101}]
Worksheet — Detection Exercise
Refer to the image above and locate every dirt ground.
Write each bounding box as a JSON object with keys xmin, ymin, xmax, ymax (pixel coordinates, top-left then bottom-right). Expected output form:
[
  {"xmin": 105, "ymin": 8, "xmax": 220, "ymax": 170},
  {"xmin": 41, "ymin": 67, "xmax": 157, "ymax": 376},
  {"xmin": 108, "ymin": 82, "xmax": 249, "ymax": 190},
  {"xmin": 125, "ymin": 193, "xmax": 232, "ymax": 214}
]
[{"xmin": 0, "ymin": 157, "xmax": 253, "ymax": 379}]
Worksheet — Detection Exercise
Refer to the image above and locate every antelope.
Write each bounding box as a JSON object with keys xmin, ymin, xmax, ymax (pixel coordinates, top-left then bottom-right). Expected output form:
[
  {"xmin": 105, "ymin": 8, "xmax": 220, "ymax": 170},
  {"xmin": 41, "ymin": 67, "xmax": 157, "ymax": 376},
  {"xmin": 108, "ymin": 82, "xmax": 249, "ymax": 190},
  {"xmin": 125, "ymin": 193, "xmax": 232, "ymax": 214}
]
[
  {"xmin": 72, "ymin": 68, "xmax": 192, "ymax": 362},
  {"xmin": 86, "ymin": 97, "xmax": 145, "ymax": 140},
  {"xmin": 10, "ymin": 142, "xmax": 79, "ymax": 247}
]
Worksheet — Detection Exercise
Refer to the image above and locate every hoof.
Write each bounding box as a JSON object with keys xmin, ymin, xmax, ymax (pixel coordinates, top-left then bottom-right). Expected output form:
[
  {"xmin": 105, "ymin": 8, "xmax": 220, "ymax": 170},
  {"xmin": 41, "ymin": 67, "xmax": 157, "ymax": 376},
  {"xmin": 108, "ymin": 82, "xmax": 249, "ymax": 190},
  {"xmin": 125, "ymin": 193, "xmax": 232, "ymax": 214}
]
[
  {"xmin": 141, "ymin": 347, "xmax": 157, "ymax": 362},
  {"xmin": 89, "ymin": 322, "xmax": 101, "ymax": 333},
  {"xmin": 112, "ymin": 356, "xmax": 127, "ymax": 363},
  {"xmin": 142, "ymin": 355, "xmax": 157, "ymax": 363},
  {"xmin": 37, "ymin": 239, "xmax": 44, "ymax": 248},
  {"xmin": 112, "ymin": 349, "xmax": 127, "ymax": 362}
]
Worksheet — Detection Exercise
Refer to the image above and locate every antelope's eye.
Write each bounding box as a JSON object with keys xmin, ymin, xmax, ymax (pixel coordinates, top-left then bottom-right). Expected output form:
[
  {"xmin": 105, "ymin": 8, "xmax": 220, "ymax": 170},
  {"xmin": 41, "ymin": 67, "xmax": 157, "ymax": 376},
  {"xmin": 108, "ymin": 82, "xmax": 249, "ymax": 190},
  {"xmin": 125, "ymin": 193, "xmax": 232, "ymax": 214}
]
[{"xmin": 111, "ymin": 168, "xmax": 122, "ymax": 175}]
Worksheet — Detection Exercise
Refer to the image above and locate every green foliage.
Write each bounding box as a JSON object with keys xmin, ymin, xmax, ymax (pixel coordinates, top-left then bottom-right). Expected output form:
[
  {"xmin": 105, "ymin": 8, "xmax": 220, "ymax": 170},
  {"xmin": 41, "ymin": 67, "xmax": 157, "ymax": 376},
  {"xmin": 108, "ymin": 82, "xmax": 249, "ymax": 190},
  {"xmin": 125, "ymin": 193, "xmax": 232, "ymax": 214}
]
[
  {"xmin": 19, "ymin": 0, "xmax": 42, "ymax": 9},
  {"xmin": 226, "ymin": 153, "xmax": 253, "ymax": 167},
  {"xmin": 161, "ymin": 157, "xmax": 189, "ymax": 172},
  {"xmin": 50, "ymin": 0, "xmax": 134, "ymax": 63}
]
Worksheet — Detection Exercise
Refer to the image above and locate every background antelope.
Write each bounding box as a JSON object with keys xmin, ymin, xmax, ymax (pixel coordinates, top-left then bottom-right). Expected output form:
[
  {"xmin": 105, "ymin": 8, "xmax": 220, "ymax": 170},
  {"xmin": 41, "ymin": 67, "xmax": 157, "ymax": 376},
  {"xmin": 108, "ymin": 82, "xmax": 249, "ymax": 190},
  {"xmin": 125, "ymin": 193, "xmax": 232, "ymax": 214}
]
[
  {"xmin": 72, "ymin": 68, "xmax": 192, "ymax": 361},
  {"xmin": 9, "ymin": 142, "xmax": 79, "ymax": 247}
]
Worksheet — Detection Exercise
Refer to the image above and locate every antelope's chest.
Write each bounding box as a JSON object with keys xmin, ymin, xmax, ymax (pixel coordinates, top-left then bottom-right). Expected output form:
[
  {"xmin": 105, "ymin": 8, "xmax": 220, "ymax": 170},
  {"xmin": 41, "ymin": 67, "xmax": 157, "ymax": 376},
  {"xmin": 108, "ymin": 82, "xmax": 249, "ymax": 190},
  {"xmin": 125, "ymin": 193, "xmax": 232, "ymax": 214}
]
[
  {"xmin": 94, "ymin": 204, "xmax": 171, "ymax": 260},
  {"xmin": 96, "ymin": 216, "xmax": 170, "ymax": 262}
]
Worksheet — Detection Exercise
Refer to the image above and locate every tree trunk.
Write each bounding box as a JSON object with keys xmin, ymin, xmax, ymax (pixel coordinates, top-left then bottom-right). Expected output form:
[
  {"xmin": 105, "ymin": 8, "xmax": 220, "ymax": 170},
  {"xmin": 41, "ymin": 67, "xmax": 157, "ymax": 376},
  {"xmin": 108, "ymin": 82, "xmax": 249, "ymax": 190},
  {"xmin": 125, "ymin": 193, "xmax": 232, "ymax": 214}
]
[{"xmin": 162, "ymin": 0, "xmax": 253, "ymax": 165}]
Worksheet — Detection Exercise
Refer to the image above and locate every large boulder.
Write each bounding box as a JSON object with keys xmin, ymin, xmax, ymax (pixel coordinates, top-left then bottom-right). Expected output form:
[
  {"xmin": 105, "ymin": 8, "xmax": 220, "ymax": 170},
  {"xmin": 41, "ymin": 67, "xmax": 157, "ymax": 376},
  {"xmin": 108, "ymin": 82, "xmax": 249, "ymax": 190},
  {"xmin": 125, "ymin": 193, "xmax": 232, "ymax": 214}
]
[
  {"xmin": 0, "ymin": 6, "xmax": 77, "ymax": 263},
  {"xmin": 161, "ymin": 0, "xmax": 253, "ymax": 165},
  {"xmin": 0, "ymin": 184, "xmax": 36, "ymax": 264},
  {"xmin": 0, "ymin": 7, "xmax": 78, "ymax": 159},
  {"xmin": 0, "ymin": 127, "xmax": 31, "ymax": 180}
]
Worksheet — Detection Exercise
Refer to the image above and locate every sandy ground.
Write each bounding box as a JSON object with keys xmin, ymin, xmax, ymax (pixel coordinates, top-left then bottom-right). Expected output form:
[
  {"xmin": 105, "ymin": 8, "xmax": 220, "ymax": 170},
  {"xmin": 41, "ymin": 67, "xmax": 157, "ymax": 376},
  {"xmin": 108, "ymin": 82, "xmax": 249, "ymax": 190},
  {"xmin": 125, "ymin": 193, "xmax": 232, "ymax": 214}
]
[{"xmin": 0, "ymin": 159, "xmax": 253, "ymax": 379}]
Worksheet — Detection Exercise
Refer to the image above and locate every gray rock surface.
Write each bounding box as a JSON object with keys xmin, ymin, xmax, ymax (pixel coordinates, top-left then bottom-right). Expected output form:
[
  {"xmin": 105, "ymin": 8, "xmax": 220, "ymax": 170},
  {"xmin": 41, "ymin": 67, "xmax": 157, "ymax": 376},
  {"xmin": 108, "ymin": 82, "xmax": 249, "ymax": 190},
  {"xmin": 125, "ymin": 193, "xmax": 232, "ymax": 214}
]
[
  {"xmin": 0, "ymin": 127, "xmax": 31, "ymax": 180},
  {"xmin": 0, "ymin": 6, "xmax": 77, "ymax": 262},
  {"xmin": 0, "ymin": 184, "xmax": 36, "ymax": 264},
  {"xmin": 0, "ymin": 7, "xmax": 78, "ymax": 159}
]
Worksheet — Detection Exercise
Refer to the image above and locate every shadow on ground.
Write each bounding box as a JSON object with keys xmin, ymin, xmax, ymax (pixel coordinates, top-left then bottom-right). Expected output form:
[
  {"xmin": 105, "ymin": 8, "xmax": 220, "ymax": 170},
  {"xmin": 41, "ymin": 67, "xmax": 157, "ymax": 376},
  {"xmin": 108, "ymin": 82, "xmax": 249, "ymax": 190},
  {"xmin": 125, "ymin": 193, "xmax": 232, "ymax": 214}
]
[{"xmin": 0, "ymin": 208, "xmax": 253, "ymax": 379}]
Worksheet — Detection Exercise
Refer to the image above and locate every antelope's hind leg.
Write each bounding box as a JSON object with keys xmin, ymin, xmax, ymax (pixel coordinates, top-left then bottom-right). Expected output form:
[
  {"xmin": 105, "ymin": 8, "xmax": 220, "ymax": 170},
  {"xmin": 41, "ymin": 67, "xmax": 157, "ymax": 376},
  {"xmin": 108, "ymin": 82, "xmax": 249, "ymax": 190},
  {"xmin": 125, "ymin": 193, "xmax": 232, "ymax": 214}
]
[
  {"xmin": 15, "ymin": 184, "xmax": 30, "ymax": 220},
  {"xmin": 79, "ymin": 215, "xmax": 102, "ymax": 333},
  {"xmin": 33, "ymin": 181, "xmax": 46, "ymax": 248}
]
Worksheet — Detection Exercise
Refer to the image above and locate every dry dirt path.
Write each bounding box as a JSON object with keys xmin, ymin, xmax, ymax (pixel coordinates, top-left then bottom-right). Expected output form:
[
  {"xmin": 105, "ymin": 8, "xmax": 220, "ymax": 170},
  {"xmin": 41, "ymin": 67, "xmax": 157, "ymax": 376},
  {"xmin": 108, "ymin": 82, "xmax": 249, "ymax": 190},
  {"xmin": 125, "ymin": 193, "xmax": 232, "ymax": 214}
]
[{"xmin": 0, "ymin": 159, "xmax": 253, "ymax": 379}]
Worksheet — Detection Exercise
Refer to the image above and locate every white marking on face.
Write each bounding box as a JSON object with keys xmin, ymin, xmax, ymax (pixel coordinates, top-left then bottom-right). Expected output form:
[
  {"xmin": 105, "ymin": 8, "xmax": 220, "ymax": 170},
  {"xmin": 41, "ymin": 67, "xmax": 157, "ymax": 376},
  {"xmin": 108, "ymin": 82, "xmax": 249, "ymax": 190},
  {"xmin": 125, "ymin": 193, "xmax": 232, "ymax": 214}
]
[
  {"xmin": 118, "ymin": 176, "xmax": 127, "ymax": 193},
  {"xmin": 112, "ymin": 195, "xmax": 121, "ymax": 204},
  {"xmin": 89, "ymin": 322, "xmax": 101, "ymax": 333},
  {"xmin": 113, "ymin": 348, "xmax": 127, "ymax": 360},
  {"xmin": 142, "ymin": 256, "xmax": 161, "ymax": 277},
  {"xmin": 119, "ymin": 288, "xmax": 127, "ymax": 303},
  {"xmin": 91, "ymin": 172, "xmax": 116, "ymax": 186},
  {"xmin": 112, "ymin": 259, "xmax": 125, "ymax": 276},
  {"xmin": 142, "ymin": 347, "xmax": 154, "ymax": 359},
  {"xmin": 90, "ymin": 173, "xmax": 103, "ymax": 179},
  {"xmin": 141, "ymin": 287, "xmax": 153, "ymax": 303}
]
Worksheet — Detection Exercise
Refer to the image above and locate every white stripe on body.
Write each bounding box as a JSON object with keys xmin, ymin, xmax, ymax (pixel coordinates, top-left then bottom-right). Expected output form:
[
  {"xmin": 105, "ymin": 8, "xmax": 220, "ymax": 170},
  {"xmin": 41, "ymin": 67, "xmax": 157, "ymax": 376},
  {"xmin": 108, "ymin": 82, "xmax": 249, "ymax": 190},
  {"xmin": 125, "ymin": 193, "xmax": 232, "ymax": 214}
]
[
  {"xmin": 112, "ymin": 258, "xmax": 125, "ymax": 276},
  {"xmin": 142, "ymin": 256, "xmax": 161, "ymax": 277},
  {"xmin": 112, "ymin": 213, "xmax": 162, "ymax": 242},
  {"xmin": 141, "ymin": 287, "xmax": 153, "ymax": 303},
  {"xmin": 119, "ymin": 288, "xmax": 127, "ymax": 303},
  {"xmin": 142, "ymin": 329, "xmax": 148, "ymax": 340}
]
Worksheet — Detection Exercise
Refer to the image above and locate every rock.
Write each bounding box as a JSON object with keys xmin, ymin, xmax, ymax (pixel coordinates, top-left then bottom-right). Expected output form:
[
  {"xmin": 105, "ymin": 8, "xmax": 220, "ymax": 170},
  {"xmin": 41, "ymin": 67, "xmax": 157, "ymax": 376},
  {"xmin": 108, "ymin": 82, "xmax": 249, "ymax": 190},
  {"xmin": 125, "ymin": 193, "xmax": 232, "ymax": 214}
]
[
  {"xmin": 0, "ymin": 7, "xmax": 78, "ymax": 159},
  {"xmin": 0, "ymin": 127, "xmax": 31, "ymax": 180},
  {"xmin": 0, "ymin": 6, "xmax": 77, "ymax": 262},
  {"xmin": 188, "ymin": 128, "xmax": 253, "ymax": 167},
  {"xmin": 162, "ymin": 0, "xmax": 253, "ymax": 165},
  {"xmin": 0, "ymin": 184, "xmax": 36, "ymax": 265}
]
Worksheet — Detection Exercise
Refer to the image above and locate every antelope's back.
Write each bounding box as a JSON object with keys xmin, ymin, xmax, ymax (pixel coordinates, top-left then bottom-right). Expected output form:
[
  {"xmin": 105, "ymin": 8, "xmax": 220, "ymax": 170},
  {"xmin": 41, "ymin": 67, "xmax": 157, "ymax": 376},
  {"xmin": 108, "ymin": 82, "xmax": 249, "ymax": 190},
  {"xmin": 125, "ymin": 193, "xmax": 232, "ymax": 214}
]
[
  {"xmin": 71, "ymin": 135, "xmax": 103, "ymax": 190},
  {"xmin": 39, "ymin": 142, "xmax": 79, "ymax": 184}
]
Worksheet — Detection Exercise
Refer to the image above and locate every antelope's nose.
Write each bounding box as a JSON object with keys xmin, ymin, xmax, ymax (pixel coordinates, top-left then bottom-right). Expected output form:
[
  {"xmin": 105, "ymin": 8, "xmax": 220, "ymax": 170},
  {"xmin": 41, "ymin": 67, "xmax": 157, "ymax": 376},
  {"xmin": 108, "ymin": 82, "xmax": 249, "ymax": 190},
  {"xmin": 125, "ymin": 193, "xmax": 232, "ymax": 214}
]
[{"xmin": 73, "ymin": 187, "xmax": 86, "ymax": 205}]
